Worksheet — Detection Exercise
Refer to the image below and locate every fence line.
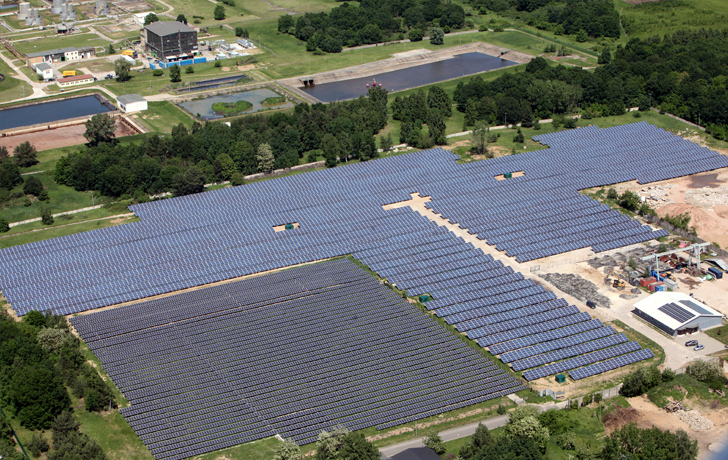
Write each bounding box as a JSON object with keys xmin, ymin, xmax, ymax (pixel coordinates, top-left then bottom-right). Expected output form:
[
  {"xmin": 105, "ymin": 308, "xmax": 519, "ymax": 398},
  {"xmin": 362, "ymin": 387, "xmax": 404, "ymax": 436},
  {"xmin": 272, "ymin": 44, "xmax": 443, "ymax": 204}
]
[
  {"xmin": 0, "ymin": 405, "xmax": 30, "ymax": 460},
  {"xmin": 644, "ymin": 215, "xmax": 728, "ymax": 258}
]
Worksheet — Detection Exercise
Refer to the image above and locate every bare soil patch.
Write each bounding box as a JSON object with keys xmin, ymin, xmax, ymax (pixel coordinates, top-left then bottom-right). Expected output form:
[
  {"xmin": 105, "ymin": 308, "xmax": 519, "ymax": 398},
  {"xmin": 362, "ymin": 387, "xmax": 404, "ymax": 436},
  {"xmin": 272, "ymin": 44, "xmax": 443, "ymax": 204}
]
[
  {"xmin": 1, "ymin": 122, "xmax": 137, "ymax": 152},
  {"xmin": 614, "ymin": 168, "xmax": 728, "ymax": 248}
]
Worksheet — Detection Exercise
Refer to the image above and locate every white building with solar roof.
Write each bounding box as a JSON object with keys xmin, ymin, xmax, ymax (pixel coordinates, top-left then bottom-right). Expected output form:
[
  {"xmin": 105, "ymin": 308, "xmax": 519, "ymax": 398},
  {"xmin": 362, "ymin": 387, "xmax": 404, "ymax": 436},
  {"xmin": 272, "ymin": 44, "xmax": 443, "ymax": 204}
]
[{"xmin": 634, "ymin": 292, "xmax": 722, "ymax": 336}]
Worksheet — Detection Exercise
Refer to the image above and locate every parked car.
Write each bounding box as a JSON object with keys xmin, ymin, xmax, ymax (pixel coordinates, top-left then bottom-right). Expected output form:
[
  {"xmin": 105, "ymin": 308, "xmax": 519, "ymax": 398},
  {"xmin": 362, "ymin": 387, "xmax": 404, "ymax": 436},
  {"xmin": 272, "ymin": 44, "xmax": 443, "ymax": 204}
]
[
  {"xmin": 694, "ymin": 344, "xmax": 705, "ymax": 351},
  {"xmin": 685, "ymin": 340, "xmax": 698, "ymax": 347},
  {"xmin": 586, "ymin": 301, "xmax": 596, "ymax": 309}
]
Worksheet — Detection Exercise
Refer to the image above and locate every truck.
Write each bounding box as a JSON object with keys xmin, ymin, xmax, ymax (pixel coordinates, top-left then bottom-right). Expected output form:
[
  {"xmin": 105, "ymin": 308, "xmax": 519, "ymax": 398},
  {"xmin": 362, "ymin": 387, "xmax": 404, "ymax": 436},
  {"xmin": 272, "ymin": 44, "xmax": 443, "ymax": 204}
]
[{"xmin": 708, "ymin": 267, "xmax": 723, "ymax": 279}]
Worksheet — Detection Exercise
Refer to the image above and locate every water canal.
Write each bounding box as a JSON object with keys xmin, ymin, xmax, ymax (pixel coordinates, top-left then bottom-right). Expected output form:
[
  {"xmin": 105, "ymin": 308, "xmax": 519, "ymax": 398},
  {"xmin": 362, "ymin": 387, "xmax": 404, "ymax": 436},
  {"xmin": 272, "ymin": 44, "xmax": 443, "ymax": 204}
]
[{"xmin": 301, "ymin": 52, "xmax": 516, "ymax": 103}]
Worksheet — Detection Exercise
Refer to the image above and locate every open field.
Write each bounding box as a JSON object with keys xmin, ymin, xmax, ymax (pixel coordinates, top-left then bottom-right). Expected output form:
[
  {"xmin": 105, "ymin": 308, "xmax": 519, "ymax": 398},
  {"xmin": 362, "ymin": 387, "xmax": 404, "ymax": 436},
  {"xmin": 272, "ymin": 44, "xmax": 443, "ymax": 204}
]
[
  {"xmin": 133, "ymin": 101, "xmax": 194, "ymax": 133},
  {"xmin": 616, "ymin": 0, "xmax": 728, "ymax": 39},
  {"xmin": 13, "ymin": 33, "xmax": 111, "ymax": 54}
]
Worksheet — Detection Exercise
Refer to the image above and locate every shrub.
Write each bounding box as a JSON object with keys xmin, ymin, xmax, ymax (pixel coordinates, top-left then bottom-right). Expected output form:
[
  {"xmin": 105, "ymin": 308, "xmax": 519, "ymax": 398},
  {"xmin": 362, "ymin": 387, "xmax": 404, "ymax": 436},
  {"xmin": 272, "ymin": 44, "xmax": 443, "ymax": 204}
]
[
  {"xmin": 581, "ymin": 393, "xmax": 593, "ymax": 406},
  {"xmin": 424, "ymin": 433, "xmax": 445, "ymax": 455},
  {"xmin": 214, "ymin": 61, "xmax": 222, "ymax": 67},
  {"xmin": 555, "ymin": 432, "xmax": 577, "ymax": 450},
  {"xmin": 607, "ymin": 187, "xmax": 619, "ymax": 200},
  {"xmin": 0, "ymin": 217, "xmax": 8, "ymax": 233},
  {"xmin": 620, "ymin": 366, "xmax": 661, "ymax": 397},
  {"xmin": 185, "ymin": 66, "xmax": 195, "ymax": 74},
  {"xmin": 40, "ymin": 206, "xmax": 54, "ymax": 225},
  {"xmin": 593, "ymin": 392, "xmax": 603, "ymax": 403},
  {"xmin": 662, "ymin": 368, "xmax": 676, "ymax": 382},
  {"xmin": 230, "ymin": 172, "xmax": 245, "ymax": 186},
  {"xmin": 497, "ymin": 404, "xmax": 506, "ymax": 415},
  {"xmin": 152, "ymin": 69, "xmax": 163, "ymax": 76},
  {"xmin": 27, "ymin": 433, "xmax": 49, "ymax": 457},
  {"xmin": 23, "ymin": 176, "xmax": 44, "ymax": 196},
  {"xmin": 38, "ymin": 189, "xmax": 49, "ymax": 201},
  {"xmin": 688, "ymin": 360, "xmax": 724, "ymax": 383}
]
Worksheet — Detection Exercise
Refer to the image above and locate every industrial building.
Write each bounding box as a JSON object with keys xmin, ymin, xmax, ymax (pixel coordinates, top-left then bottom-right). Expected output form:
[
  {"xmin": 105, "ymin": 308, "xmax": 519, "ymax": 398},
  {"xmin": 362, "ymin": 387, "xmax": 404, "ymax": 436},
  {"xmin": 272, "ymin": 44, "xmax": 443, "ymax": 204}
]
[
  {"xmin": 117, "ymin": 94, "xmax": 147, "ymax": 113},
  {"xmin": 34, "ymin": 62, "xmax": 54, "ymax": 80},
  {"xmin": 25, "ymin": 46, "xmax": 96, "ymax": 67},
  {"xmin": 143, "ymin": 21, "xmax": 198, "ymax": 63},
  {"xmin": 57, "ymin": 74, "xmax": 95, "ymax": 88},
  {"xmin": 634, "ymin": 292, "xmax": 722, "ymax": 336}
]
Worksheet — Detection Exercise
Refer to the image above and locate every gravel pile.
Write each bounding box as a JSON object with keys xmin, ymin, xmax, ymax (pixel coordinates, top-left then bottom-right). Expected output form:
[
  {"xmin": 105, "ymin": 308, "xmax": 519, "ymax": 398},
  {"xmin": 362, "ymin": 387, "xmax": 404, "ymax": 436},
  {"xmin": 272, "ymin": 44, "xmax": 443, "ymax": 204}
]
[
  {"xmin": 619, "ymin": 293, "xmax": 639, "ymax": 300},
  {"xmin": 538, "ymin": 273, "xmax": 611, "ymax": 308},
  {"xmin": 639, "ymin": 184, "xmax": 675, "ymax": 209},
  {"xmin": 685, "ymin": 186, "xmax": 728, "ymax": 208},
  {"xmin": 676, "ymin": 410, "xmax": 714, "ymax": 431},
  {"xmin": 587, "ymin": 246, "xmax": 662, "ymax": 273}
]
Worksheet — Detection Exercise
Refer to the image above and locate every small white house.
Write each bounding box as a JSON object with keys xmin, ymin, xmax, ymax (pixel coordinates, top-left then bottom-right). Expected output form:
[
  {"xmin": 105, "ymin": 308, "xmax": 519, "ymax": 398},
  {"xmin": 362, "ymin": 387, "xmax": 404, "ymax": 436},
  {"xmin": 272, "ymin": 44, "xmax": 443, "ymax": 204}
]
[
  {"xmin": 34, "ymin": 62, "xmax": 54, "ymax": 80},
  {"xmin": 117, "ymin": 94, "xmax": 148, "ymax": 113}
]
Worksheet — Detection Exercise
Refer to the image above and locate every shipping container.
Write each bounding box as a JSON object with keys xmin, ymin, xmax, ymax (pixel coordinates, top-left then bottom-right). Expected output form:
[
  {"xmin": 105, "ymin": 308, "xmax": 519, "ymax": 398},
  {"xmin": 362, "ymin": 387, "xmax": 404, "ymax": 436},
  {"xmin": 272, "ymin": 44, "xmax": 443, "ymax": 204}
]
[
  {"xmin": 640, "ymin": 277, "xmax": 657, "ymax": 287},
  {"xmin": 708, "ymin": 267, "xmax": 723, "ymax": 279}
]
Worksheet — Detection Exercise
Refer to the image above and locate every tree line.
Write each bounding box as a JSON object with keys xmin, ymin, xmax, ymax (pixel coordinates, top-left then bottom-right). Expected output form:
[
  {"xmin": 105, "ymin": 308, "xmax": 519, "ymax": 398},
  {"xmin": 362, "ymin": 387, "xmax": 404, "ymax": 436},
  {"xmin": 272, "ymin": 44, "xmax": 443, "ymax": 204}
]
[
  {"xmin": 54, "ymin": 87, "xmax": 389, "ymax": 198},
  {"xmin": 451, "ymin": 28, "xmax": 728, "ymax": 137},
  {"xmin": 0, "ymin": 308, "xmax": 113, "ymax": 459},
  {"xmin": 277, "ymin": 0, "xmax": 466, "ymax": 53},
  {"xmin": 471, "ymin": 0, "xmax": 620, "ymax": 40}
]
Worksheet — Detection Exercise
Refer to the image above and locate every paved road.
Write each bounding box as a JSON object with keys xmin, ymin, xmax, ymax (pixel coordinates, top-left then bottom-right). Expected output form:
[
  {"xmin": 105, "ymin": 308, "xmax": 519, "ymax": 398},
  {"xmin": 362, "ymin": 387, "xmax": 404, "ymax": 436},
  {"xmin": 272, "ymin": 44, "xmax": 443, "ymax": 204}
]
[{"xmin": 379, "ymin": 414, "xmax": 510, "ymax": 458}]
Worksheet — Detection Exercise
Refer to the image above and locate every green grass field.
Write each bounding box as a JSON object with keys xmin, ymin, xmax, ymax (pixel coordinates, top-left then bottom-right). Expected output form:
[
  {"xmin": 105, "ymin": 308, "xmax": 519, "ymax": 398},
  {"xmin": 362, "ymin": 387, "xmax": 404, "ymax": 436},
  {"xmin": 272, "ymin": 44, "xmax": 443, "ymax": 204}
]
[
  {"xmin": 616, "ymin": 0, "xmax": 728, "ymax": 39},
  {"xmin": 0, "ymin": 54, "xmax": 33, "ymax": 103},
  {"xmin": 13, "ymin": 33, "xmax": 110, "ymax": 55},
  {"xmin": 133, "ymin": 101, "xmax": 194, "ymax": 133}
]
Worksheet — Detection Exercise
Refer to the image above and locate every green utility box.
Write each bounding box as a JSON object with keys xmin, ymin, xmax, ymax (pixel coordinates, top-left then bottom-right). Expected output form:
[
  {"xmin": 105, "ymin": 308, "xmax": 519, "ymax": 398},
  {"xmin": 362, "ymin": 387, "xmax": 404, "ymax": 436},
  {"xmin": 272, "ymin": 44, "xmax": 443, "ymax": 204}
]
[
  {"xmin": 418, "ymin": 295, "xmax": 431, "ymax": 303},
  {"xmin": 555, "ymin": 374, "xmax": 566, "ymax": 383},
  {"xmin": 285, "ymin": 223, "xmax": 294, "ymax": 230},
  {"xmin": 504, "ymin": 172, "xmax": 513, "ymax": 179}
]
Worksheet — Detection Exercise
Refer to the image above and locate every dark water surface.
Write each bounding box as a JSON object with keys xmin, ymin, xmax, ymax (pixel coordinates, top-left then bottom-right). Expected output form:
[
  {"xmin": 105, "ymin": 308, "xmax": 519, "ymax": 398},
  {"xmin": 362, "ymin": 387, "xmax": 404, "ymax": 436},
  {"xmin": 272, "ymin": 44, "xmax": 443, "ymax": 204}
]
[
  {"xmin": 688, "ymin": 173, "xmax": 722, "ymax": 189},
  {"xmin": 301, "ymin": 52, "xmax": 517, "ymax": 102},
  {"xmin": 0, "ymin": 95, "xmax": 113, "ymax": 131}
]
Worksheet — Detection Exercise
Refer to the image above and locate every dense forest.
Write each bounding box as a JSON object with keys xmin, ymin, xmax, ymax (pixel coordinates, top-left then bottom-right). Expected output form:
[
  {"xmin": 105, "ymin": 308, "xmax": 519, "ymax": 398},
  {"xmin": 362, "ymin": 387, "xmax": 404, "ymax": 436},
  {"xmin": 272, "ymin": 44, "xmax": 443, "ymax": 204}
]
[
  {"xmin": 0, "ymin": 308, "xmax": 113, "ymax": 459},
  {"xmin": 452, "ymin": 28, "xmax": 728, "ymax": 135},
  {"xmin": 53, "ymin": 88, "xmax": 389, "ymax": 198},
  {"xmin": 277, "ymin": 0, "xmax": 466, "ymax": 51}
]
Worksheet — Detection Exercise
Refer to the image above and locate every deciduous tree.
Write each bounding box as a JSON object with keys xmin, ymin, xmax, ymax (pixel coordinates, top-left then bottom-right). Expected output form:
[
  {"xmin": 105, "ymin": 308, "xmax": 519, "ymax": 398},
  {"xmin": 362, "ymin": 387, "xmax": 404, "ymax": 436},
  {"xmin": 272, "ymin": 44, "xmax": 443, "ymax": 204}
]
[
  {"xmin": 256, "ymin": 143, "xmax": 275, "ymax": 173},
  {"xmin": 429, "ymin": 27, "xmax": 444, "ymax": 45},
  {"xmin": 114, "ymin": 58, "xmax": 131, "ymax": 82},
  {"xmin": 84, "ymin": 114, "xmax": 116, "ymax": 146},
  {"xmin": 14, "ymin": 141, "xmax": 39, "ymax": 167}
]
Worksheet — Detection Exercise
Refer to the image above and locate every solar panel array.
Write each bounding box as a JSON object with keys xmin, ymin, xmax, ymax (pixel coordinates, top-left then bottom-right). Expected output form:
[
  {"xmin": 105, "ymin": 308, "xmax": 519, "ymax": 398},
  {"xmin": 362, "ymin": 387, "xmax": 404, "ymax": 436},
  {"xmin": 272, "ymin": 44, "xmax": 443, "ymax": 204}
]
[
  {"xmin": 658, "ymin": 302, "xmax": 695, "ymax": 324},
  {"xmin": 70, "ymin": 259, "xmax": 525, "ymax": 460},
  {"xmin": 0, "ymin": 122, "xmax": 717, "ymax": 386}
]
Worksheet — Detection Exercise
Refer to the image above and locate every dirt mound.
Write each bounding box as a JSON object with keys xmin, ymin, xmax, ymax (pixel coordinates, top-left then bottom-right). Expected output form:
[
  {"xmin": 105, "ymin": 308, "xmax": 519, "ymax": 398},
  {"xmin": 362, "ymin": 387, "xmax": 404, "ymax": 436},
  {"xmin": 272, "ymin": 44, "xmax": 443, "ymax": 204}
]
[{"xmin": 603, "ymin": 407, "xmax": 640, "ymax": 434}]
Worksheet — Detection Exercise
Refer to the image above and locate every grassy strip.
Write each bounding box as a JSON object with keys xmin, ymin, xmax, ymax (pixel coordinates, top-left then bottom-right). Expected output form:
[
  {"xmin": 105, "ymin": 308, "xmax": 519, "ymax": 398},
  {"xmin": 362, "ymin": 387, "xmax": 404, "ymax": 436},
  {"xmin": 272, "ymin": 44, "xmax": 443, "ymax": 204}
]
[
  {"xmin": 610, "ymin": 319, "xmax": 665, "ymax": 367},
  {"xmin": 0, "ymin": 214, "xmax": 138, "ymax": 249}
]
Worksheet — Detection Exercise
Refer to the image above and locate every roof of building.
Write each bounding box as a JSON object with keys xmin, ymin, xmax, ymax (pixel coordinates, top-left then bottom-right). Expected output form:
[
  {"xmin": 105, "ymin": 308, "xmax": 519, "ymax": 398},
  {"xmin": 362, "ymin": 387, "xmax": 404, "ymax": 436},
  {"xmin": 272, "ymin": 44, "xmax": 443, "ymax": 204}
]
[
  {"xmin": 145, "ymin": 21, "xmax": 196, "ymax": 36},
  {"xmin": 117, "ymin": 94, "xmax": 146, "ymax": 104},
  {"xmin": 34, "ymin": 62, "xmax": 52, "ymax": 71},
  {"xmin": 26, "ymin": 46, "xmax": 77, "ymax": 58},
  {"xmin": 58, "ymin": 74, "xmax": 94, "ymax": 83},
  {"xmin": 635, "ymin": 292, "xmax": 721, "ymax": 330},
  {"xmin": 708, "ymin": 257, "xmax": 728, "ymax": 271},
  {"xmin": 385, "ymin": 448, "xmax": 443, "ymax": 460}
]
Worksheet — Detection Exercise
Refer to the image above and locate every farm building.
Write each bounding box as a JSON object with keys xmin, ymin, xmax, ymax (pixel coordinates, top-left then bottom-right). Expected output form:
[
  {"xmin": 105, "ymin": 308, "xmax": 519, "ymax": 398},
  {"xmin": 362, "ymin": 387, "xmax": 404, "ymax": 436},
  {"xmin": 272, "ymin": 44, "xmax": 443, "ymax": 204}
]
[
  {"xmin": 634, "ymin": 292, "xmax": 722, "ymax": 336},
  {"xmin": 57, "ymin": 74, "xmax": 95, "ymax": 88},
  {"xmin": 143, "ymin": 21, "xmax": 198, "ymax": 63},
  {"xmin": 34, "ymin": 62, "xmax": 53, "ymax": 80},
  {"xmin": 25, "ymin": 46, "xmax": 96, "ymax": 66},
  {"xmin": 117, "ymin": 94, "xmax": 147, "ymax": 113}
]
